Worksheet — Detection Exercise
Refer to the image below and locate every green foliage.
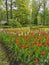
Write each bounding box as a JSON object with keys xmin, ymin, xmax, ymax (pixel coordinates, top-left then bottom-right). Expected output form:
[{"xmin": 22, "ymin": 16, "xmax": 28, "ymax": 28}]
[
  {"xmin": 9, "ymin": 19, "xmax": 22, "ymax": 28},
  {"xmin": 0, "ymin": 0, "xmax": 49, "ymax": 27},
  {"xmin": 0, "ymin": 30, "xmax": 49, "ymax": 65},
  {"xmin": 0, "ymin": 0, "xmax": 3, "ymax": 5},
  {"xmin": 15, "ymin": 0, "xmax": 30, "ymax": 25}
]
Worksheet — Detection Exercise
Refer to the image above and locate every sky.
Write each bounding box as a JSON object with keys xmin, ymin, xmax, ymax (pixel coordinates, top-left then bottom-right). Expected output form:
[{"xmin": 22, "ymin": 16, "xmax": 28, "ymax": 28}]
[{"xmin": 0, "ymin": 0, "xmax": 49, "ymax": 11}]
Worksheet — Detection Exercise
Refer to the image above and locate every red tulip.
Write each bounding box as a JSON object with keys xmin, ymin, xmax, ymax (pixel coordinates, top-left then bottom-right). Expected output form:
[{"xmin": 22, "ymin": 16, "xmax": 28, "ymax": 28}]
[
  {"xmin": 22, "ymin": 44, "xmax": 25, "ymax": 47},
  {"xmin": 24, "ymin": 45, "xmax": 28, "ymax": 49},
  {"xmin": 35, "ymin": 58, "xmax": 39, "ymax": 63},
  {"xmin": 22, "ymin": 44, "xmax": 28, "ymax": 49},
  {"xmin": 45, "ymin": 33, "xmax": 48, "ymax": 37},
  {"xmin": 31, "ymin": 42, "xmax": 35, "ymax": 44},
  {"xmin": 16, "ymin": 38, "xmax": 18, "ymax": 42},
  {"xmin": 40, "ymin": 37, "xmax": 43, "ymax": 40},
  {"xmin": 37, "ymin": 43, "xmax": 42, "ymax": 47},
  {"xmin": 36, "ymin": 41, "xmax": 39, "ymax": 44},
  {"xmin": 30, "ymin": 46, "xmax": 33, "ymax": 49},
  {"xmin": 24, "ymin": 37, "xmax": 28, "ymax": 40},
  {"xmin": 30, "ymin": 32, "xmax": 34, "ymax": 36},
  {"xmin": 34, "ymin": 36, "xmax": 38, "ymax": 40},
  {"xmin": 47, "ymin": 42, "xmax": 49, "ymax": 45},
  {"xmin": 29, "ymin": 53, "xmax": 32, "ymax": 57},
  {"xmin": 38, "ymin": 32, "xmax": 40, "ymax": 36},
  {"xmin": 41, "ymin": 51, "xmax": 45, "ymax": 55}
]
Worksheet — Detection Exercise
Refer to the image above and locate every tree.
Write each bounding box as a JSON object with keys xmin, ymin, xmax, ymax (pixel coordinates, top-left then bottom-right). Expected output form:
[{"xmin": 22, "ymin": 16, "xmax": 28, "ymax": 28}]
[
  {"xmin": 31, "ymin": 0, "xmax": 43, "ymax": 25},
  {"xmin": 6, "ymin": 0, "xmax": 9, "ymax": 24},
  {"xmin": 0, "ymin": 0, "xmax": 3, "ymax": 5},
  {"xmin": 43, "ymin": 0, "xmax": 46, "ymax": 25},
  {"xmin": 15, "ymin": 0, "xmax": 30, "ymax": 26},
  {"xmin": 10, "ymin": 0, "xmax": 12, "ymax": 19},
  {"xmin": 0, "ymin": 0, "xmax": 49, "ymax": 27},
  {"xmin": 0, "ymin": 0, "xmax": 6, "ymax": 21}
]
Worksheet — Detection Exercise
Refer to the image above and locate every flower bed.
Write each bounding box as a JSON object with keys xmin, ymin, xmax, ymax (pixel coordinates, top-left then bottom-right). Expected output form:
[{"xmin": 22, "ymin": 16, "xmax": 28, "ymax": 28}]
[{"xmin": 0, "ymin": 30, "xmax": 49, "ymax": 65}]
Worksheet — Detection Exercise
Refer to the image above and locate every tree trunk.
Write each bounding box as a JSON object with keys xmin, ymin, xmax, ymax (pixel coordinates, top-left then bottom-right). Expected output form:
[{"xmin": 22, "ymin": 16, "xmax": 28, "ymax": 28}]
[
  {"xmin": 6, "ymin": 0, "xmax": 8, "ymax": 24},
  {"xmin": 43, "ymin": 0, "xmax": 46, "ymax": 25},
  {"xmin": 34, "ymin": 17, "xmax": 38, "ymax": 25},
  {"xmin": 10, "ymin": 0, "xmax": 12, "ymax": 19},
  {"xmin": 34, "ymin": 12, "xmax": 38, "ymax": 25}
]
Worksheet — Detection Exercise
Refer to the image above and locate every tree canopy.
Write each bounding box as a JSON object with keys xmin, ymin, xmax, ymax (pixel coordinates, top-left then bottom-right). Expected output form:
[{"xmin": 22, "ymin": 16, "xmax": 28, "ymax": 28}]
[{"xmin": 0, "ymin": 0, "xmax": 49, "ymax": 27}]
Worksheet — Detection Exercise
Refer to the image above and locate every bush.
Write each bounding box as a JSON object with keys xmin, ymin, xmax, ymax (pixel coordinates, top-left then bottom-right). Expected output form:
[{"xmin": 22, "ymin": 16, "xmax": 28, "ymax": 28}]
[{"xmin": 9, "ymin": 19, "xmax": 22, "ymax": 28}]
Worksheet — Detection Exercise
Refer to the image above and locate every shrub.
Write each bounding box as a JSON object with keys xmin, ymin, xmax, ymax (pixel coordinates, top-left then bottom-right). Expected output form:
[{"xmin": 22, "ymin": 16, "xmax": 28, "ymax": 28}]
[{"xmin": 9, "ymin": 18, "xmax": 22, "ymax": 28}]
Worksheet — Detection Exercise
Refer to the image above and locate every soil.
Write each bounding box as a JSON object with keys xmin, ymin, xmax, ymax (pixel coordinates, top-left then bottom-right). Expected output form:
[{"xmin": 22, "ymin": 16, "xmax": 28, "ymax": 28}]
[
  {"xmin": 0, "ymin": 43, "xmax": 22, "ymax": 65},
  {"xmin": 0, "ymin": 43, "xmax": 9, "ymax": 65}
]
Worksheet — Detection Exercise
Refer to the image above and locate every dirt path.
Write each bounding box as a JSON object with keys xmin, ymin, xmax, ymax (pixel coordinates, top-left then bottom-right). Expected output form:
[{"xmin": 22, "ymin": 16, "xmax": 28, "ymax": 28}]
[
  {"xmin": 0, "ymin": 43, "xmax": 21, "ymax": 65},
  {"xmin": 0, "ymin": 43, "xmax": 9, "ymax": 65}
]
